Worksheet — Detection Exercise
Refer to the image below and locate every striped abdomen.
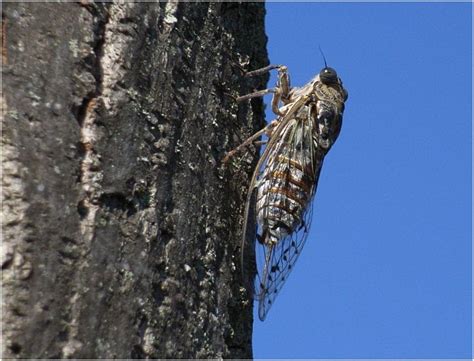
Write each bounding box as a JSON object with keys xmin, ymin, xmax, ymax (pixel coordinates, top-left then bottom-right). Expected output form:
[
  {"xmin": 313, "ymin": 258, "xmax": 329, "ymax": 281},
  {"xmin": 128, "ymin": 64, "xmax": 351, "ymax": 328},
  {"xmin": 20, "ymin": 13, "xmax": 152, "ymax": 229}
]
[{"xmin": 256, "ymin": 116, "xmax": 321, "ymax": 245}]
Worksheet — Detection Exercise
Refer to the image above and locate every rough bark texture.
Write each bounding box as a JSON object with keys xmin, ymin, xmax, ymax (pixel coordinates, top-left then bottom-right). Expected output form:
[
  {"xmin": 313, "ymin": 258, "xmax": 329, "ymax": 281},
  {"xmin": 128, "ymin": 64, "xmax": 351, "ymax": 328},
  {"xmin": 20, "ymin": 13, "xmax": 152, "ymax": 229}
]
[{"xmin": 1, "ymin": 2, "xmax": 268, "ymax": 358}]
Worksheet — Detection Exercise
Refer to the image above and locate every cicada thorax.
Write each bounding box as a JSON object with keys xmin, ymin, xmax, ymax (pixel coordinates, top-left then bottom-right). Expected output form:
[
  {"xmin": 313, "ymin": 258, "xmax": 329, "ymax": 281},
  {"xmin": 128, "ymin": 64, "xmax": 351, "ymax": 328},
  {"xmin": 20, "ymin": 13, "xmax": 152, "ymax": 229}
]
[
  {"xmin": 313, "ymin": 79, "xmax": 346, "ymax": 104},
  {"xmin": 312, "ymin": 81, "xmax": 345, "ymax": 150},
  {"xmin": 255, "ymin": 106, "xmax": 322, "ymax": 247}
]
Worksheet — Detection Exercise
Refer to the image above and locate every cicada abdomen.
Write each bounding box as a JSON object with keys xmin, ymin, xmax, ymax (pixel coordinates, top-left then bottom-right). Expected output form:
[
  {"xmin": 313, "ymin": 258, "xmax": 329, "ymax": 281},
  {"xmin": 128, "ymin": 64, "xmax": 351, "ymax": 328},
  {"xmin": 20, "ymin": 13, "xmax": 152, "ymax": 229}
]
[{"xmin": 256, "ymin": 108, "xmax": 319, "ymax": 245}]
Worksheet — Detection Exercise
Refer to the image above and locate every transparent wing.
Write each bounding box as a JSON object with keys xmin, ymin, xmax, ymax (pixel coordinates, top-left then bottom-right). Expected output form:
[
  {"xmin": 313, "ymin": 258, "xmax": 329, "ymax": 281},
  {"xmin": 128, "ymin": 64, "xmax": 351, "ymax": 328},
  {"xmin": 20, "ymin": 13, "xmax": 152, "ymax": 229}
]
[
  {"xmin": 247, "ymin": 102, "xmax": 325, "ymax": 320},
  {"xmin": 255, "ymin": 192, "xmax": 316, "ymax": 320}
]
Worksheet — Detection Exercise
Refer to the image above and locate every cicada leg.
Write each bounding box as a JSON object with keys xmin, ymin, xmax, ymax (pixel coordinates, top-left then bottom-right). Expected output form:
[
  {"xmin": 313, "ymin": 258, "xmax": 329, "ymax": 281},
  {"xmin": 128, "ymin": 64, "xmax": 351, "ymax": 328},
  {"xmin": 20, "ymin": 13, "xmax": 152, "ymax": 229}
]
[
  {"xmin": 223, "ymin": 120, "xmax": 278, "ymax": 164},
  {"xmin": 238, "ymin": 65, "xmax": 291, "ymax": 116},
  {"xmin": 237, "ymin": 88, "xmax": 277, "ymax": 102},
  {"xmin": 243, "ymin": 64, "xmax": 283, "ymax": 77}
]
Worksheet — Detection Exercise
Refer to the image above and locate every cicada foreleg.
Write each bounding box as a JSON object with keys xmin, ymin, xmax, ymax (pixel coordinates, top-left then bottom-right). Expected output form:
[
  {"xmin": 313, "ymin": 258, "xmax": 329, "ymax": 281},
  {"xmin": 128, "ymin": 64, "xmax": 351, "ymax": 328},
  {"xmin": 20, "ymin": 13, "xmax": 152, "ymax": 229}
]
[{"xmin": 238, "ymin": 65, "xmax": 291, "ymax": 116}]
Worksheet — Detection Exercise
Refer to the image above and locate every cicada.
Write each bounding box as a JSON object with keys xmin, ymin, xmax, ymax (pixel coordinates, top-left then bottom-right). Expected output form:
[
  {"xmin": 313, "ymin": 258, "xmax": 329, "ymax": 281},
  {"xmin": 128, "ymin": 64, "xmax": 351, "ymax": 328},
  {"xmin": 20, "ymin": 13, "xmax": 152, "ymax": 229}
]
[{"xmin": 224, "ymin": 61, "xmax": 348, "ymax": 320}]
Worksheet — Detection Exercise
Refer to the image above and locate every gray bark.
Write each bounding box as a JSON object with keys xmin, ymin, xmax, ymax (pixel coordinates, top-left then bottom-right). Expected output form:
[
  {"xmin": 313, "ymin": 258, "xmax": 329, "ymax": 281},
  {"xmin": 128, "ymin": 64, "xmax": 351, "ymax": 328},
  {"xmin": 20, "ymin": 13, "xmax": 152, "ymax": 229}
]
[{"xmin": 1, "ymin": 2, "xmax": 268, "ymax": 358}]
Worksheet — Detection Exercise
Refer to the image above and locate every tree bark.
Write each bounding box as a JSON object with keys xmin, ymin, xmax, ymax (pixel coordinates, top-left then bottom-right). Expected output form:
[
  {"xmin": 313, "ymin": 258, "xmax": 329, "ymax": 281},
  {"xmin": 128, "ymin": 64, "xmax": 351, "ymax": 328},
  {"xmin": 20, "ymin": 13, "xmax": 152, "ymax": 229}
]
[{"xmin": 1, "ymin": 2, "xmax": 268, "ymax": 358}]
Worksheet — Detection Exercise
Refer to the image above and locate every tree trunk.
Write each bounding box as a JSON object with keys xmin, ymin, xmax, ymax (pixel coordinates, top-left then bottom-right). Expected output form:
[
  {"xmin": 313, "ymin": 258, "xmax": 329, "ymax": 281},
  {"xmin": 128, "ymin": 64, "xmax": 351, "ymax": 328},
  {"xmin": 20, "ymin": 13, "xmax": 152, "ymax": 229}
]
[{"xmin": 1, "ymin": 2, "xmax": 268, "ymax": 358}]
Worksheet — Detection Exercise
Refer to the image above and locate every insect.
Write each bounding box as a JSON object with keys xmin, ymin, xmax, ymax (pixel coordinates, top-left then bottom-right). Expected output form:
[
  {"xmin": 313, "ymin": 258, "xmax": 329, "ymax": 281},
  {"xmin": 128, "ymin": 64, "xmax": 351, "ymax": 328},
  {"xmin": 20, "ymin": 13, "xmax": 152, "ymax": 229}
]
[{"xmin": 224, "ymin": 58, "xmax": 348, "ymax": 320}]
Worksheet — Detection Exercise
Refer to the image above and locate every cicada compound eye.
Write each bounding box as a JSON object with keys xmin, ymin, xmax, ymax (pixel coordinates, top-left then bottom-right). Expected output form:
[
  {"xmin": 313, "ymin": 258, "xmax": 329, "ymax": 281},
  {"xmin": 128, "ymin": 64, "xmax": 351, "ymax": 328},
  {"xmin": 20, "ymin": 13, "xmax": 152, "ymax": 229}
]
[{"xmin": 319, "ymin": 67, "xmax": 338, "ymax": 85}]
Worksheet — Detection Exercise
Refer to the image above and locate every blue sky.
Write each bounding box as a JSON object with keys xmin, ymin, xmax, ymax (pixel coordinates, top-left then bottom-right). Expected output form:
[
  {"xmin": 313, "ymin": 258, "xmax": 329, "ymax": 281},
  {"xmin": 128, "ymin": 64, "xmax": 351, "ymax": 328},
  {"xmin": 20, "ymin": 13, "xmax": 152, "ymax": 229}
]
[{"xmin": 253, "ymin": 2, "xmax": 472, "ymax": 358}]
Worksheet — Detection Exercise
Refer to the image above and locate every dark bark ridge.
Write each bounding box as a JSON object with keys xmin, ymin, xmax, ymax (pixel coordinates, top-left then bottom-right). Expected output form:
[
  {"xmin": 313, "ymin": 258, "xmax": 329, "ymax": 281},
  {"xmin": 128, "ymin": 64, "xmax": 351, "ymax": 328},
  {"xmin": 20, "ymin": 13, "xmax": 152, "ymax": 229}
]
[{"xmin": 2, "ymin": 3, "xmax": 268, "ymax": 358}]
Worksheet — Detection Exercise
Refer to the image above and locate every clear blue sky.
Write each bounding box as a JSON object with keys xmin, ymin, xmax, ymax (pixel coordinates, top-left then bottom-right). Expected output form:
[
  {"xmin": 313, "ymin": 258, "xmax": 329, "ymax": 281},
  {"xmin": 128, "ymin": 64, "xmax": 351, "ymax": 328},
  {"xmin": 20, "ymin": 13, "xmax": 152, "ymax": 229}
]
[{"xmin": 253, "ymin": 2, "xmax": 472, "ymax": 358}]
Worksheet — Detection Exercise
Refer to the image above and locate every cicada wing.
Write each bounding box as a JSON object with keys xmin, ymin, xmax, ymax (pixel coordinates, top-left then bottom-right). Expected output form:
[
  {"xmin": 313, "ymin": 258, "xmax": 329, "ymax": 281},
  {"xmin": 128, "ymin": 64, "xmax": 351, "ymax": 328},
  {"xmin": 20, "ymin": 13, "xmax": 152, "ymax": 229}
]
[
  {"xmin": 240, "ymin": 114, "xmax": 297, "ymax": 276},
  {"xmin": 256, "ymin": 194, "xmax": 315, "ymax": 320},
  {"xmin": 254, "ymin": 109, "xmax": 325, "ymax": 321},
  {"xmin": 240, "ymin": 95, "xmax": 311, "ymax": 272}
]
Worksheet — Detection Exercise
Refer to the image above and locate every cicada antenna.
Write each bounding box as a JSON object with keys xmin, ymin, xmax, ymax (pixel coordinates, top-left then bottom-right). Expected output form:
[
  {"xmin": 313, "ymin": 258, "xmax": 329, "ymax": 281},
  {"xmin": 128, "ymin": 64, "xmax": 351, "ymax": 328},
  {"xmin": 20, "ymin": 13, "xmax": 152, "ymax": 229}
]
[{"xmin": 318, "ymin": 45, "xmax": 328, "ymax": 68}]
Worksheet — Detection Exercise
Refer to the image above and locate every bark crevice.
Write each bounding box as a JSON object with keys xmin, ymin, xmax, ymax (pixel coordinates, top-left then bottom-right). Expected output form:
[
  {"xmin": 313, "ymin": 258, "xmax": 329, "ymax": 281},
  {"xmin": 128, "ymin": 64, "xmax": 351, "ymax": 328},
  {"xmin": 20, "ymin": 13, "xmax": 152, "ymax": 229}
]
[{"xmin": 2, "ymin": 3, "xmax": 268, "ymax": 358}]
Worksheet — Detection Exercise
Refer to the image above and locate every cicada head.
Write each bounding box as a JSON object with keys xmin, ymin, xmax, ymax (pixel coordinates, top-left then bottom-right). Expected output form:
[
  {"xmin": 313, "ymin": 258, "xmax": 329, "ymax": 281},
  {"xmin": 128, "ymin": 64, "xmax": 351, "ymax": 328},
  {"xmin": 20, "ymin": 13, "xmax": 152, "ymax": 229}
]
[
  {"xmin": 317, "ymin": 47, "xmax": 347, "ymax": 100},
  {"xmin": 319, "ymin": 67, "xmax": 339, "ymax": 85},
  {"xmin": 318, "ymin": 67, "xmax": 348, "ymax": 102}
]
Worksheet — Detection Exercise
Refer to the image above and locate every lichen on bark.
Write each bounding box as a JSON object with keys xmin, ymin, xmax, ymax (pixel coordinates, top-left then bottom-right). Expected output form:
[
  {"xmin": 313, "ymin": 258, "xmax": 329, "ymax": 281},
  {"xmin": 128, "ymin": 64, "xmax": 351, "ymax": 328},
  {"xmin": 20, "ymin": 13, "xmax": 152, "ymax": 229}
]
[{"xmin": 2, "ymin": 2, "xmax": 268, "ymax": 358}]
